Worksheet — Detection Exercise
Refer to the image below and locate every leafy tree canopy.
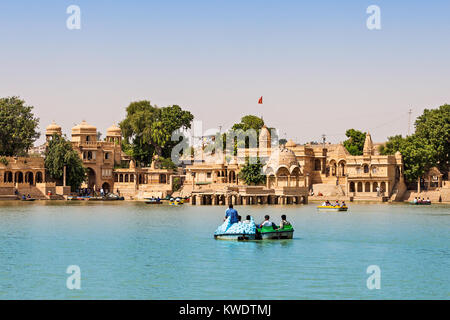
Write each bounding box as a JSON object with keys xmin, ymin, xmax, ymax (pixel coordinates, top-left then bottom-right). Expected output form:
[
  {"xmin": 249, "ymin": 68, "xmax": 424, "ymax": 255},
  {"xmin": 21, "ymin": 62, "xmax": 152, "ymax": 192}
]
[
  {"xmin": 232, "ymin": 115, "xmax": 264, "ymax": 131},
  {"xmin": 380, "ymin": 104, "xmax": 449, "ymax": 181},
  {"xmin": 239, "ymin": 158, "xmax": 266, "ymax": 185},
  {"xmin": 343, "ymin": 129, "xmax": 366, "ymax": 156},
  {"xmin": 120, "ymin": 101, "xmax": 194, "ymax": 166},
  {"xmin": 45, "ymin": 134, "xmax": 86, "ymax": 190},
  {"xmin": 0, "ymin": 97, "xmax": 40, "ymax": 156},
  {"xmin": 414, "ymin": 104, "xmax": 449, "ymax": 173}
]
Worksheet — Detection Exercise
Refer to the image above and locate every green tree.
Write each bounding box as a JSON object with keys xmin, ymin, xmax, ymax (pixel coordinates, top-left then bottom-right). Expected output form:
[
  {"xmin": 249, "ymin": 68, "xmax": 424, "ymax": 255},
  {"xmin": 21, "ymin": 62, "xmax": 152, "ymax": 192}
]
[
  {"xmin": 414, "ymin": 104, "xmax": 449, "ymax": 173},
  {"xmin": 120, "ymin": 101, "xmax": 193, "ymax": 166},
  {"xmin": 0, "ymin": 97, "xmax": 40, "ymax": 156},
  {"xmin": 398, "ymin": 136, "xmax": 437, "ymax": 182},
  {"xmin": 45, "ymin": 134, "xmax": 86, "ymax": 190},
  {"xmin": 231, "ymin": 115, "xmax": 264, "ymax": 131},
  {"xmin": 379, "ymin": 135, "xmax": 404, "ymax": 155},
  {"xmin": 239, "ymin": 158, "xmax": 266, "ymax": 185},
  {"xmin": 343, "ymin": 129, "xmax": 366, "ymax": 155},
  {"xmin": 380, "ymin": 105, "xmax": 449, "ymax": 182}
]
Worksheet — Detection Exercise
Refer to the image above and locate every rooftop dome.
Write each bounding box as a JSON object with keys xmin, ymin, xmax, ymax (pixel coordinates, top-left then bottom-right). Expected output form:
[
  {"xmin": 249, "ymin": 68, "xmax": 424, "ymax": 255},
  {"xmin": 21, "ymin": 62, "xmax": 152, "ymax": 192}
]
[
  {"xmin": 46, "ymin": 121, "xmax": 62, "ymax": 135},
  {"xmin": 106, "ymin": 123, "xmax": 122, "ymax": 136},
  {"xmin": 264, "ymin": 147, "xmax": 300, "ymax": 175},
  {"xmin": 71, "ymin": 120, "xmax": 97, "ymax": 134},
  {"xmin": 285, "ymin": 140, "xmax": 296, "ymax": 148}
]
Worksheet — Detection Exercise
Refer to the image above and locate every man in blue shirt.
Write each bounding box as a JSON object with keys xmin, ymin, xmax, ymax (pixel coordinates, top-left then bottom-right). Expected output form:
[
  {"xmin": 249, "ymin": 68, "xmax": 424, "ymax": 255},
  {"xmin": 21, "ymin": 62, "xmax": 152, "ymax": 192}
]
[{"xmin": 224, "ymin": 204, "xmax": 239, "ymax": 224}]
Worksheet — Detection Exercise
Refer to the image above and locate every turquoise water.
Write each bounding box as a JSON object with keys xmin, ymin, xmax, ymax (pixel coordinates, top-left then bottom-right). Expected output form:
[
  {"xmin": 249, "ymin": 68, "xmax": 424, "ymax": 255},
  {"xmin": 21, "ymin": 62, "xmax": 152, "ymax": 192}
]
[{"xmin": 0, "ymin": 201, "xmax": 448, "ymax": 299}]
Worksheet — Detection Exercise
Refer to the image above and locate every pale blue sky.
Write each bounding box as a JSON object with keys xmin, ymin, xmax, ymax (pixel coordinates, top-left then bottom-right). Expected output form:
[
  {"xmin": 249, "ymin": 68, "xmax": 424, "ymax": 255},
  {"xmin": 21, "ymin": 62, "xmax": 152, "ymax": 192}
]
[{"xmin": 1, "ymin": 0, "xmax": 449, "ymax": 145}]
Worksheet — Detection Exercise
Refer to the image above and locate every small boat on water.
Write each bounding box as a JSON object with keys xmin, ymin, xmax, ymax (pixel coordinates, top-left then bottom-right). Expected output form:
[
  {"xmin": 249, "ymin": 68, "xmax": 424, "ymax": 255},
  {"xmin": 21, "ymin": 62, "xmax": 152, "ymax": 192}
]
[
  {"xmin": 409, "ymin": 201, "xmax": 431, "ymax": 205},
  {"xmin": 256, "ymin": 225, "xmax": 294, "ymax": 240},
  {"xmin": 67, "ymin": 194, "xmax": 124, "ymax": 201},
  {"xmin": 169, "ymin": 198, "xmax": 184, "ymax": 206},
  {"xmin": 317, "ymin": 205, "xmax": 348, "ymax": 212},
  {"xmin": 21, "ymin": 198, "xmax": 36, "ymax": 201},
  {"xmin": 67, "ymin": 196, "xmax": 91, "ymax": 201},
  {"xmin": 213, "ymin": 217, "xmax": 294, "ymax": 241},
  {"xmin": 145, "ymin": 198, "xmax": 162, "ymax": 204}
]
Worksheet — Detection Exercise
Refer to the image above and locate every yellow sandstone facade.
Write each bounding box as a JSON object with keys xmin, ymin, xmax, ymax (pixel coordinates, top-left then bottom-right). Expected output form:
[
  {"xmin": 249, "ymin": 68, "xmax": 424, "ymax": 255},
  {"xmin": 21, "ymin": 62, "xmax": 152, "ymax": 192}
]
[
  {"xmin": 182, "ymin": 126, "xmax": 407, "ymax": 203},
  {"xmin": 0, "ymin": 120, "xmax": 413, "ymax": 202}
]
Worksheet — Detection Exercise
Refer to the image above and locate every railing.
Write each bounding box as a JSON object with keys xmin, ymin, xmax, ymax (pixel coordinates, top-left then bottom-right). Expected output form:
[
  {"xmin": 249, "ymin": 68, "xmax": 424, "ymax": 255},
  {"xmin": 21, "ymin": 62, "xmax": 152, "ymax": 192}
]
[{"xmin": 72, "ymin": 141, "xmax": 115, "ymax": 148}]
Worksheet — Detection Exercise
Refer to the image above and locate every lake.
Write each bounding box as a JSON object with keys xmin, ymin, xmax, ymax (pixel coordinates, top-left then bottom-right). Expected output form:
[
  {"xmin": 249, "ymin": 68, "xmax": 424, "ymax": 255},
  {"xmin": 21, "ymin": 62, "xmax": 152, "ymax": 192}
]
[{"xmin": 0, "ymin": 201, "xmax": 448, "ymax": 299}]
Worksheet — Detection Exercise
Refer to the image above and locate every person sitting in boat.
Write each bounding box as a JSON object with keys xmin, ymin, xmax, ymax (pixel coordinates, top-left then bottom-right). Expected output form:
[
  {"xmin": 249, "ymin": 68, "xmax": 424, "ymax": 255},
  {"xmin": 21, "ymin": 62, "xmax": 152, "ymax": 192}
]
[
  {"xmin": 278, "ymin": 215, "xmax": 291, "ymax": 230},
  {"xmin": 27, "ymin": 194, "xmax": 31, "ymax": 198},
  {"xmin": 243, "ymin": 215, "xmax": 252, "ymax": 224},
  {"xmin": 237, "ymin": 215, "xmax": 242, "ymax": 223},
  {"xmin": 341, "ymin": 201, "xmax": 346, "ymax": 207},
  {"xmin": 426, "ymin": 197, "xmax": 431, "ymax": 203},
  {"xmin": 224, "ymin": 204, "xmax": 239, "ymax": 225},
  {"xmin": 259, "ymin": 215, "xmax": 275, "ymax": 228},
  {"xmin": 334, "ymin": 200, "xmax": 340, "ymax": 207},
  {"xmin": 22, "ymin": 194, "xmax": 26, "ymax": 200},
  {"xmin": 413, "ymin": 197, "xmax": 418, "ymax": 204}
]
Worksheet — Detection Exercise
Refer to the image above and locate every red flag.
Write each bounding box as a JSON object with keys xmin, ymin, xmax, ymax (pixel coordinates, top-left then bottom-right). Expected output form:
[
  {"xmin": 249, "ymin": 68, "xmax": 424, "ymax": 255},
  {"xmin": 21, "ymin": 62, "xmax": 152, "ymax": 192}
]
[{"xmin": 258, "ymin": 96, "xmax": 263, "ymax": 104}]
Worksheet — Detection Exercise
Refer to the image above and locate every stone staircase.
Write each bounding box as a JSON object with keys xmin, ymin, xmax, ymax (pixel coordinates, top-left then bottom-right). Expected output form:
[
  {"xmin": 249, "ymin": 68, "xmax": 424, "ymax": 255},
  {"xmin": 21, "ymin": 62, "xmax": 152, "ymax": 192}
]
[
  {"xmin": 403, "ymin": 189, "xmax": 449, "ymax": 203},
  {"xmin": 16, "ymin": 186, "xmax": 48, "ymax": 200}
]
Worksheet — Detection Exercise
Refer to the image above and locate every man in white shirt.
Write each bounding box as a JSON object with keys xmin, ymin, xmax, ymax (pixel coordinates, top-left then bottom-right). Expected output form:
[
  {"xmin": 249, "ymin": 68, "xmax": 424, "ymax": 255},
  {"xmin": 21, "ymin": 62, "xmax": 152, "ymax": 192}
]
[{"xmin": 259, "ymin": 215, "xmax": 274, "ymax": 228}]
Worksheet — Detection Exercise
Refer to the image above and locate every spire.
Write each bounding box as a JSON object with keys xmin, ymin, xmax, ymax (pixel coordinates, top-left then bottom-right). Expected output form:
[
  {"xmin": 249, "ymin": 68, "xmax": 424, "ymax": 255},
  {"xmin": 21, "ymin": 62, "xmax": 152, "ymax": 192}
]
[{"xmin": 363, "ymin": 132, "xmax": 373, "ymax": 156}]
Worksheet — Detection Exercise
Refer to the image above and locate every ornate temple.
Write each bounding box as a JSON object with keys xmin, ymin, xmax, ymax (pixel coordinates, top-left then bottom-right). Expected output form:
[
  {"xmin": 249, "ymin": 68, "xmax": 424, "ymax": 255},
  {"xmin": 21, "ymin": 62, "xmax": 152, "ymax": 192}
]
[{"xmin": 0, "ymin": 120, "xmax": 433, "ymax": 203}]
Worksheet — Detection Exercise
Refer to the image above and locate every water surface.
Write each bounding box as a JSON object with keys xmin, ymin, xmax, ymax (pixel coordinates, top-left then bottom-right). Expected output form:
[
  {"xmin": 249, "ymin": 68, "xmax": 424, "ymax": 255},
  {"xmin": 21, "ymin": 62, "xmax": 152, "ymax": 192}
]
[{"xmin": 0, "ymin": 201, "xmax": 448, "ymax": 299}]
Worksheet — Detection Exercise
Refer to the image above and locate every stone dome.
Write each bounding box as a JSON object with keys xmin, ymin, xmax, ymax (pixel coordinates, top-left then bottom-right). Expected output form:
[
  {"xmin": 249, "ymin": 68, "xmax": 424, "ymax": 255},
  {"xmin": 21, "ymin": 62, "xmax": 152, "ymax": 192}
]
[
  {"xmin": 285, "ymin": 140, "xmax": 296, "ymax": 148},
  {"xmin": 46, "ymin": 121, "xmax": 62, "ymax": 135},
  {"xmin": 106, "ymin": 123, "xmax": 121, "ymax": 136},
  {"xmin": 72, "ymin": 120, "xmax": 97, "ymax": 134},
  {"xmin": 264, "ymin": 147, "xmax": 300, "ymax": 175}
]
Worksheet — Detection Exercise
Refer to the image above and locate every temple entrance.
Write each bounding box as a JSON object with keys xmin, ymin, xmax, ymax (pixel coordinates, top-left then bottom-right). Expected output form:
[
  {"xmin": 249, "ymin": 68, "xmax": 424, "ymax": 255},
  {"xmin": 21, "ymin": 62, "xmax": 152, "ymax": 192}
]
[{"xmin": 86, "ymin": 168, "xmax": 96, "ymax": 189}]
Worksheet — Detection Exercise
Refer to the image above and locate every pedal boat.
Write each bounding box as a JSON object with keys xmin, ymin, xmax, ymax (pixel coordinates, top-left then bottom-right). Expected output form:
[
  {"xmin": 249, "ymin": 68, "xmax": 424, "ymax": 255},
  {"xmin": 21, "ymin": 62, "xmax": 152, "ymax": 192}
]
[
  {"xmin": 145, "ymin": 198, "xmax": 162, "ymax": 204},
  {"xmin": 317, "ymin": 205, "xmax": 348, "ymax": 212},
  {"xmin": 169, "ymin": 198, "xmax": 184, "ymax": 206},
  {"xmin": 256, "ymin": 225, "xmax": 294, "ymax": 240},
  {"xmin": 409, "ymin": 201, "xmax": 431, "ymax": 205},
  {"xmin": 214, "ymin": 224, "xmax": 294, "ymax": 241}
]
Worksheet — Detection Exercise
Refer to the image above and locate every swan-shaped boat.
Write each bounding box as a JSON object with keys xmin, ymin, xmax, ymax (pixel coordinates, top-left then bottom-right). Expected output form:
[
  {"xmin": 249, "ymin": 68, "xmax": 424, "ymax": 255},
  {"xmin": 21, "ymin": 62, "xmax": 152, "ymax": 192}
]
[{"xmin": 214, "ymin": 217, "xmax": 294, "ymax": 241}]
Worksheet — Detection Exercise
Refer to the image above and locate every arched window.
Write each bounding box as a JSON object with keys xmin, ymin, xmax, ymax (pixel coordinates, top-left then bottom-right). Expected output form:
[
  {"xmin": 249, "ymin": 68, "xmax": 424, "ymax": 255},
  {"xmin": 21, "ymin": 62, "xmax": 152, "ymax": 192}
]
[
  {"xmin": 357, "ymin": 182, "xmax": 363, "ymax": 192},
  {"xmin": 125, "ymin": 174, "xmax": 129, "ymax": 182},
  {"xmin": 365, "ymin": 182, "xmax": 371, "ymax": 192},
  {"xmin": 363, "ymin": 165, "xmax": 369, "ymax": 173},
  {"xmin": 105, "ymin": 153, "xmax": 110, "ymax": 160},
  {"xmin": 349, "ymin": 182, "xmax": 355, "ymax": 192}
]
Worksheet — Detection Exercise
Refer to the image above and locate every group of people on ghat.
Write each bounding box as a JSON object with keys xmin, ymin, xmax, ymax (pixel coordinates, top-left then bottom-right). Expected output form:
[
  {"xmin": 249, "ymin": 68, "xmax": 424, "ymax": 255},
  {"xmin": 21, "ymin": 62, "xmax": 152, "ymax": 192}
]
[
  {"xmin": 224, "ymin": 204, "xmax": 291, "ymax": 230},
  {"xmin": 321, "ymin": 200, "xmax": 347, "ymax": 207},
  {"xmin": 413, "ymin": 197, "xmax": 431, "ymax": 204}
]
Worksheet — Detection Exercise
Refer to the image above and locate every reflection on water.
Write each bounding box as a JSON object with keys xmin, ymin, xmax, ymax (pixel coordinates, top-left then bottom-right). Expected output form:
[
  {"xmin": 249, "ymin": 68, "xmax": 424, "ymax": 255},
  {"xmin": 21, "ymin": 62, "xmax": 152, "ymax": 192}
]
[{"xmin": 0, "ymin": 201, "xmax": 448, "ymax": 299}]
